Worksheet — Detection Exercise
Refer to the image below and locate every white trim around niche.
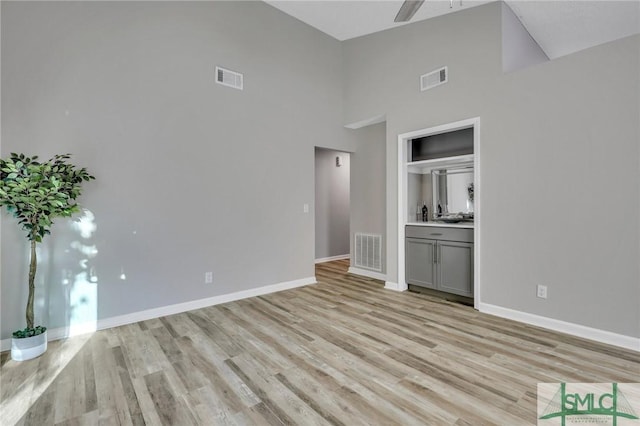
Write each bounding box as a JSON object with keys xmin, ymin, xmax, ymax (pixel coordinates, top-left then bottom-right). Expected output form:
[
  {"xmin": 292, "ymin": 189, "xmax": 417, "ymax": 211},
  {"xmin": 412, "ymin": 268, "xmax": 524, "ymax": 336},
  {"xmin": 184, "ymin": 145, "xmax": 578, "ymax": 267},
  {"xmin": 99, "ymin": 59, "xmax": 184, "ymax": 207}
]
[{"xmin": 397, "ymin": 117, "xmax": 481, "ymax": 306}]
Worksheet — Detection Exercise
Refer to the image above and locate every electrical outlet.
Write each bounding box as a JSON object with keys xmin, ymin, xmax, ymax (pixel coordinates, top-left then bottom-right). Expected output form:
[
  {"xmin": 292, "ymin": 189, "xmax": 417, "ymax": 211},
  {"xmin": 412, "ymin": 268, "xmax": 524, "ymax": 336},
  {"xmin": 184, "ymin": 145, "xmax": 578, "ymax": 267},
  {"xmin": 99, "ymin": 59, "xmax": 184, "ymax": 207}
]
[
  {"xmin": 536, "ymin": 284, "xmax": 548, "ymax": 299},
  {"xmin": 303, "ymin": 203, "xmax": 309, "ymax": 213},
  {"xmin": 205, "ymin": 272, "xmax": 213, "ymax": 284}
]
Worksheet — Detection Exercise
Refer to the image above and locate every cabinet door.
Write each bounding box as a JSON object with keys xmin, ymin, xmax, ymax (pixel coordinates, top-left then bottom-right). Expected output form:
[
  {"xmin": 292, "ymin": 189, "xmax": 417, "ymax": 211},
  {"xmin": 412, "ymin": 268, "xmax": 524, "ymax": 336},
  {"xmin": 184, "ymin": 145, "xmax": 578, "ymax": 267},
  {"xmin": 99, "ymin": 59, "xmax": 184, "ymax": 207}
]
[
  {"xmin": 405, "ymin": 238, "xmax": 436, "ymax": 289},
  {"xmin": 437, "ymin": 241, "xmax": 473, "ymax": 297}
]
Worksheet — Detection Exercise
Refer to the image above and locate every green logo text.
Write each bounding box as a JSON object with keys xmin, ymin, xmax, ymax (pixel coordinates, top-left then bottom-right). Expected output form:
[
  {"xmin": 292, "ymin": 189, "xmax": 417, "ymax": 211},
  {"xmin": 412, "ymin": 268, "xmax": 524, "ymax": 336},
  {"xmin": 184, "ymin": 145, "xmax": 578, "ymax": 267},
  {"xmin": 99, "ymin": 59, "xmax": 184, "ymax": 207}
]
[{"xmin": 539, "ymin": 383, "xmax": 639, "ymax": 425}]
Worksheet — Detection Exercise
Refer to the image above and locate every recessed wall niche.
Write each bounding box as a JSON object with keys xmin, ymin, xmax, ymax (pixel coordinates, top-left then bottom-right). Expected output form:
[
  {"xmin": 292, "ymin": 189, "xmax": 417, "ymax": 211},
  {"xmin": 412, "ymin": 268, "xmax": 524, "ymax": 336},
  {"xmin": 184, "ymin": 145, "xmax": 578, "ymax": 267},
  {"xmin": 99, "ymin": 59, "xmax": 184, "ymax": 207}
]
[{"xmin": 410, "ymin": 127, "xmax": 473, "ymax": 162}]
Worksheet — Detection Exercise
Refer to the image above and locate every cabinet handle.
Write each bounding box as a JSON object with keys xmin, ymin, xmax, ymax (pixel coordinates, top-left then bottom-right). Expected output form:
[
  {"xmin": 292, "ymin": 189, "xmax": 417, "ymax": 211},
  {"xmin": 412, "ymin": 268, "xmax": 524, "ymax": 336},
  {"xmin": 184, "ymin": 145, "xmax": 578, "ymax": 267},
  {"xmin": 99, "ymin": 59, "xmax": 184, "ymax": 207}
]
[{"xmin": 430, "ymin": 233, "xmax": 443, "ymax": 236}]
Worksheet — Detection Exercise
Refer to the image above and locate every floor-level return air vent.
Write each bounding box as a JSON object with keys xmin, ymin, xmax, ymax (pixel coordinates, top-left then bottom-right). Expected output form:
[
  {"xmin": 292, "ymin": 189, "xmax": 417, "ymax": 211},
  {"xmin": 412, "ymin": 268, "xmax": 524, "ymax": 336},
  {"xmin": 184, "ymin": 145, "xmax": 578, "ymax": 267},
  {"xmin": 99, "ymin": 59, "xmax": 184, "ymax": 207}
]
[
  {"xmin": 421, "ymin": 66, "xmax": 448, "ymax": 91},
  {"xmin": 216, "ymin": 66, "xmax": 243, "ymax": 90},
  {"xmin": 354, "ymin": 233, "xmax": 382, "ymax": 272}
]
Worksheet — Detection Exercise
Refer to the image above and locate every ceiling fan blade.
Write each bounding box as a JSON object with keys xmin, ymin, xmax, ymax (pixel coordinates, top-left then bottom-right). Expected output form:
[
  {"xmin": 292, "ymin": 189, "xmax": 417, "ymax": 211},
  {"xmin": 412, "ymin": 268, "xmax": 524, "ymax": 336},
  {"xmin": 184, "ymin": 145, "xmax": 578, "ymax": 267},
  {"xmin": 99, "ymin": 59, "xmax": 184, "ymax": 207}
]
[{"xmin": 394, "ymin": 0, "xmax": 425, "ymax": 22}]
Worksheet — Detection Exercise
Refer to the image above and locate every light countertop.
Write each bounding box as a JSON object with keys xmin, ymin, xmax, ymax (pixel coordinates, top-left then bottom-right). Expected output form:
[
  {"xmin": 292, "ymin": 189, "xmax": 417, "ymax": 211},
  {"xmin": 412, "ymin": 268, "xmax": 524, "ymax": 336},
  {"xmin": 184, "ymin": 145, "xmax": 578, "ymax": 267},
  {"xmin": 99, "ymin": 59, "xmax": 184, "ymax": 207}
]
[{"xmin": 406, "ymin": 221, "xmax": 474, "ymax": 229}]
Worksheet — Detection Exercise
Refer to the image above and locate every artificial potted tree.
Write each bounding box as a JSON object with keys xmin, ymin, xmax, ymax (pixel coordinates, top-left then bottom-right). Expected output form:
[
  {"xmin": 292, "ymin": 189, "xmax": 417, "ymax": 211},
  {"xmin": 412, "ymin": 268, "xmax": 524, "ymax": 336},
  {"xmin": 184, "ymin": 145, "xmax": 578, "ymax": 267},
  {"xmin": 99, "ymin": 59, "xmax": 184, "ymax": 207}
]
[{"xmin": 0, "ymin": 153, "xmax": 94, "ymax": 361}]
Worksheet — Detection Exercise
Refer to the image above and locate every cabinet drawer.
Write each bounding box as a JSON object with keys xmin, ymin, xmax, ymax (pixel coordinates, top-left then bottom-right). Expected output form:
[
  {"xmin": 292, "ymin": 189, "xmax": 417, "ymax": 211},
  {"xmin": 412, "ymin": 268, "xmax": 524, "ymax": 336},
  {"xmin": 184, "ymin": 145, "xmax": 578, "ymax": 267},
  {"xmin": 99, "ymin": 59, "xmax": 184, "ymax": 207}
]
[{"xmin": 406, "ymin": 225, "xmax": 473, "ymax": 243}]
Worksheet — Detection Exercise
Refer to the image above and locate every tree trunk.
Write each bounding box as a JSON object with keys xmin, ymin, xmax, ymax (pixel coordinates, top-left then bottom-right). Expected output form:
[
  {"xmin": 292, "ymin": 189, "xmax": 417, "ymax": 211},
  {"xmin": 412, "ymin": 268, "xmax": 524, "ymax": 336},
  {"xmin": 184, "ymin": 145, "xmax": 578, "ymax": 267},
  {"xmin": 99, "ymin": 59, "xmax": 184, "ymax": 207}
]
[{"xmin": 26, "ymin": 239, "xmax": 36, "ymax": 329}]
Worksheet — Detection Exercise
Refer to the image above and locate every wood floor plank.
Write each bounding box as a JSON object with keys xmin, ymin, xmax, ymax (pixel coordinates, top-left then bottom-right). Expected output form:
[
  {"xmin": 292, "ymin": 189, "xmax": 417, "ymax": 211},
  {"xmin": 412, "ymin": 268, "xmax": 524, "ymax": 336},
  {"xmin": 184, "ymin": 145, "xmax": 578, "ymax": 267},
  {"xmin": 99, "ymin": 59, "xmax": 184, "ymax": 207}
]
[
  {"xmin": 130, "ymin": 375, "xmax": 163, "ymax": 426},
  {"xmin": 274, "ymin": 369, "xmax": 362, "ymax": 426},
  {"xmin": 112, "ymin": 345, "xmax": 145, "ymax": 425},
  {"xmin": 224, "ymin": 357, "xmax": 299, "ymax": 426},
  {"xmin": 183, "ymin": 333, "xmax": 261, "ymax": 408},
  {"xmin": 52, "ymin": 350, "xmax": 85, "ymax": 423},
  {"xmin": 186, "ymin": 312, "xmax": 244, "ymax": 358},
  {"xmin": 90, "ymin": 335, "xmax": 134, "ymax": 426},
  {"xmin": 3, "ymin": 260, "xmax": 638, "ymax": 426},
  {"xmin": 20, "ymin": 384, "xmax": 55, "ymax": 425},
  {"xmin": 178, "ymin": 336, "xmax": 247, "ymax": 414},
  {"xmin": 144, "ymin": 370, "xmax": 196, "ymax": 426},
  {"xmin": 150, "ymin": 326, "xmax": 184, "ymax": 364}
]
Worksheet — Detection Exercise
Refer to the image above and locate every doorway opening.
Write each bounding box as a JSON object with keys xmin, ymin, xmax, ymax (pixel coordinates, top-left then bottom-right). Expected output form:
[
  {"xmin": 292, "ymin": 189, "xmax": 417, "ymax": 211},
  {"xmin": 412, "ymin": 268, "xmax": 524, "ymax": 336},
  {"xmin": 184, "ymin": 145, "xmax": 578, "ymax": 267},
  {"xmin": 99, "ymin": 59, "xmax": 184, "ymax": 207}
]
[{"xmin": 314, "ymin": 147, "xmax": 351, "ymax": 263}]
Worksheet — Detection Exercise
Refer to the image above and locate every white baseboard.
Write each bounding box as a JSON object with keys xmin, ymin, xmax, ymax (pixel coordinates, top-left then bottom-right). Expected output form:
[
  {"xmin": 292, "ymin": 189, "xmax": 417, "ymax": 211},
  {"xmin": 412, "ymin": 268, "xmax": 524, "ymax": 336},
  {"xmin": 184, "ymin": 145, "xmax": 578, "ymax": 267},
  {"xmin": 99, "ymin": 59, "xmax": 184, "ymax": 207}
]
[
  {"xmin": 1, "ymin": 276, "xmax": 316, "ymax": 352},
  {"xmin": 348, "ymin": 267, "xmax": 386, "ymax": 282},
  {"xmin": 479, "ymin": 302, "xmax": 640, "ymax": 352},
  {"xmin": 315, "ymin": 254, "xmax": 350, "ymax": 264},
  {"xmin": 384, "ymin": 281, "xmax": 400, "ymax": 291},
  {"xmin": 383, "ymin": 281, "xmax": 408, "ymax": 292}
]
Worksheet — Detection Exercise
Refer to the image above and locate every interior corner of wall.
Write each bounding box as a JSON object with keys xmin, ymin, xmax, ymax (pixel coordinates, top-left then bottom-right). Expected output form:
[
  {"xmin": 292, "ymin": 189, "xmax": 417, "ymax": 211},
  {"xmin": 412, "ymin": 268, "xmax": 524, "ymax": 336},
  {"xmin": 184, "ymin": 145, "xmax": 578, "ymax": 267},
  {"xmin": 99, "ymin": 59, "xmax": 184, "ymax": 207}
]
[{"xmin": 501, "ymin": 1, "xmax": 549, "ymax": 73}]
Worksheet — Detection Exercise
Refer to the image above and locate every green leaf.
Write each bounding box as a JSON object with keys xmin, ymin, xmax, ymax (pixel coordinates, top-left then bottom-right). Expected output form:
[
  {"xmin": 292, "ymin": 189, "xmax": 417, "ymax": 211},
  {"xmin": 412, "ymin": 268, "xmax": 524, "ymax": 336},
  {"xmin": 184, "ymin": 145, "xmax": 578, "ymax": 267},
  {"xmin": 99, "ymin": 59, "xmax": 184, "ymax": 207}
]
[{"xmin": 0, "ymin": 153, "xmax": 94, "ymax": 243}]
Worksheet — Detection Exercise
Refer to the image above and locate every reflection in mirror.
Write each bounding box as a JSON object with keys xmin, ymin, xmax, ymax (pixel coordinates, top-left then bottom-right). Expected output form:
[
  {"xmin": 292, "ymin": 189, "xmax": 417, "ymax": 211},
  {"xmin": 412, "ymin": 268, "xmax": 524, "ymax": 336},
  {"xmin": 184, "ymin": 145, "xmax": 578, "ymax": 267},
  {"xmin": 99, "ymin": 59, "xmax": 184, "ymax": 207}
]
[{"xmin": 432, "ymin": 167, "xmax": 474, "ymax": 218}]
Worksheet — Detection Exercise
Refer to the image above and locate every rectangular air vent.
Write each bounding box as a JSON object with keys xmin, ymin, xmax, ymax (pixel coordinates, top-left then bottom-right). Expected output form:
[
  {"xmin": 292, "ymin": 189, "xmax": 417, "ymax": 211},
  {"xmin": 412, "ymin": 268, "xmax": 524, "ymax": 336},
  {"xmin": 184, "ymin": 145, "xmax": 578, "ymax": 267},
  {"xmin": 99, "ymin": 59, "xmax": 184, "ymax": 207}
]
[
  {"xmin": 354, "ymin": 233, "xmax": 382, "ymax": 272},
  {"xmin": 216, "ymin": 66, "xmax": 243, "ymax": 90},
  {"xmin": 420, "ymin": 66, "xmax": 448, "ymax": 91}
]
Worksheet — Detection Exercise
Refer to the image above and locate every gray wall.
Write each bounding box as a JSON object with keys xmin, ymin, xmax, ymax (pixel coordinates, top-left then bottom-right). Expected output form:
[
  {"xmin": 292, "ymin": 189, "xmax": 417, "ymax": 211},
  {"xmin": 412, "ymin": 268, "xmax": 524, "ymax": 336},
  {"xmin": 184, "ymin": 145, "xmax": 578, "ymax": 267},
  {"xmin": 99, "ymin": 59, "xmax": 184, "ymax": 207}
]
[
  {"xmin": 343, "ymin": 2, "xmax": 639, "ymax": 338},
  {"xmin": 0, "ymin": 1, "xmax": 354, "ymax": 339},
  {"xmin": 349, "ymin": 122, "xmax": 386, "ymax": 272},
  {"xmin": 501, "ymin": 2, "xmax": 548, "ymax": 72},
  {"xmin": 315, "ymin": 148, "xmax": 350, "ymax": 260}
]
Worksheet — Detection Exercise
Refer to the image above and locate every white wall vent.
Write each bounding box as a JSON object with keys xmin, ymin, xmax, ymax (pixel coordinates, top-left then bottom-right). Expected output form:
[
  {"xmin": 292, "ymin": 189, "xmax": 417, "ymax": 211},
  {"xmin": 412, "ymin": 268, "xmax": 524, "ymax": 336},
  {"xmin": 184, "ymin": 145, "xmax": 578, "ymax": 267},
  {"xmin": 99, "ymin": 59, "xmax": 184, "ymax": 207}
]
[
  {"xmin": 420, "ymin": 66, "xmax": 448, "ymax": 91},
  {"xmin": 354, "ymin": 233, "xmax": 382, "ymax": 272},
  {"xmin": 216, "ymin": 66, "xmax": 243, "ymax": 90}
]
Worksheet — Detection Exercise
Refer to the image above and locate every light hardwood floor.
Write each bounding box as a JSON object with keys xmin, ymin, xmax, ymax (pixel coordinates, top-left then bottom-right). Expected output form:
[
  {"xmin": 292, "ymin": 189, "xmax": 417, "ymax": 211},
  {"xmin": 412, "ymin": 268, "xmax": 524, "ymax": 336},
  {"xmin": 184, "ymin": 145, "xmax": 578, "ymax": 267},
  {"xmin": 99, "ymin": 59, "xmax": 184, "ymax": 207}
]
[{"xmin": 1, "ymin": 260, "xmax": 638, "ymax": 425}]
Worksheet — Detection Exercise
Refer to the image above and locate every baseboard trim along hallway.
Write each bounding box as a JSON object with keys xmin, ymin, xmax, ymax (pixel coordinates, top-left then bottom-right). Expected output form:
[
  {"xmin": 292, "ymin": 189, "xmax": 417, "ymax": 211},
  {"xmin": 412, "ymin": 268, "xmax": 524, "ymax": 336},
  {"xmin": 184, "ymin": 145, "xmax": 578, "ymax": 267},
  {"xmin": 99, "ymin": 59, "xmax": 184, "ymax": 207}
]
[
  {"xmin": 348, "ymin": 266, "xmax": 387, "ymax": 282},
  {"xmin": 315, "ymin": 254, "xmax": 350, "ymax": 264}
]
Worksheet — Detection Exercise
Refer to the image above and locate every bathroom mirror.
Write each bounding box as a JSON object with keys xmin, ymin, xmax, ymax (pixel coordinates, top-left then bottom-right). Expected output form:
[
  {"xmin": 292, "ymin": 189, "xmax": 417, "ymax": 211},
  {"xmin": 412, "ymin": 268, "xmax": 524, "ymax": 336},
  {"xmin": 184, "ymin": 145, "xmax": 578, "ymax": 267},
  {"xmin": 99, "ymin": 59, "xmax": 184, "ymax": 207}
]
[{"xmin": 432, "ymin": 166, "xmax": 474, "ymax": 219}]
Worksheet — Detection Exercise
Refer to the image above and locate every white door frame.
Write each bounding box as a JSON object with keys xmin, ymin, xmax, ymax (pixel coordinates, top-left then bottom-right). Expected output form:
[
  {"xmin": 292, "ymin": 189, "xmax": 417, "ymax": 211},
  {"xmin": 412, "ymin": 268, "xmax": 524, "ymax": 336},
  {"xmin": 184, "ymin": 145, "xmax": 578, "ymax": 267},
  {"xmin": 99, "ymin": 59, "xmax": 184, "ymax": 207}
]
[{"xmin": 396, "ymin": 117, "xmax": 481, "ymax": 309}]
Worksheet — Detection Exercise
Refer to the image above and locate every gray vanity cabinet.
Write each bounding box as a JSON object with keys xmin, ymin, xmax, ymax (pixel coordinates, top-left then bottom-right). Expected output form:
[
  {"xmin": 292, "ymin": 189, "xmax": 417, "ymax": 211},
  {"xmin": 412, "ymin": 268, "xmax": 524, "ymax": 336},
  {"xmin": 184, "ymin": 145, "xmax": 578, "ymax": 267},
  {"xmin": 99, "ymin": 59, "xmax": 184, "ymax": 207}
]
[{"xmin": 405, "ymin": 226, "xmax": 473, "ymax": 298}]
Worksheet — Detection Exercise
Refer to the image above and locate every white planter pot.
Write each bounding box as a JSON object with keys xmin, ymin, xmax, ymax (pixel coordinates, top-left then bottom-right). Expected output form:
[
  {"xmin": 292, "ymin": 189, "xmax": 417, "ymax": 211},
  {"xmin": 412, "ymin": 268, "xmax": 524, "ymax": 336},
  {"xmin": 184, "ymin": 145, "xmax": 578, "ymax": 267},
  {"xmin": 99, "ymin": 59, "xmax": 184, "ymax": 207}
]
[{"xmin": 11, "ymin": 330, "xmax": 48, "ymax": 361}]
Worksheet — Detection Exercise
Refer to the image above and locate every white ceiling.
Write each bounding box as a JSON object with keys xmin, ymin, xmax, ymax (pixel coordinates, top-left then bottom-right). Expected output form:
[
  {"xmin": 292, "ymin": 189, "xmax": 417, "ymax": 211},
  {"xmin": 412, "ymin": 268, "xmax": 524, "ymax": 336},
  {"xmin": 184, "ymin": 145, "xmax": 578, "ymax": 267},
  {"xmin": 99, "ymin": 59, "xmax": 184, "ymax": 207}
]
[{"xmin": 265, "ymin": 0, "xmax": 640, "ymax": 59}]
